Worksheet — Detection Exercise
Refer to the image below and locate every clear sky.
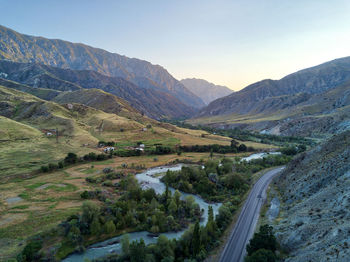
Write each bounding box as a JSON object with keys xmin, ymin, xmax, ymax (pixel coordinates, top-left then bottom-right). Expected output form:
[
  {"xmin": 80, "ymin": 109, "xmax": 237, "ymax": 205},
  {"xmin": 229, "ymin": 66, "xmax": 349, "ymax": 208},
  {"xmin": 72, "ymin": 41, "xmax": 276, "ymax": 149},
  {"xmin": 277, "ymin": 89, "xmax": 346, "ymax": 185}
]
[{"xmin": 1, "ymin": 0, "xmax": 350, "ymax": 90}]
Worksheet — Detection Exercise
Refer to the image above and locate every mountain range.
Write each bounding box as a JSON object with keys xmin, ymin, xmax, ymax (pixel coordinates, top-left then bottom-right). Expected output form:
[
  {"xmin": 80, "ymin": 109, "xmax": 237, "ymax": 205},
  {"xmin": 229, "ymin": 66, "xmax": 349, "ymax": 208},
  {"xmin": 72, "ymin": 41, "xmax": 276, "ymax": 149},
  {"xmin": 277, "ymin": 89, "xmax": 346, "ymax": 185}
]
[
  {"xmin": 192, "ymin": 56, "xmax": 350, "ymax": 137},
  {"xmin": 180, "ymin": 78, "xmax": 232, "ymax": 104},
  {"xmin": 0, "ymin": 25, "xmax": 205, "ymax": 112},
  {"xmin": 0, "ymin": 59, "xmax": 195, "ymax": 119}
]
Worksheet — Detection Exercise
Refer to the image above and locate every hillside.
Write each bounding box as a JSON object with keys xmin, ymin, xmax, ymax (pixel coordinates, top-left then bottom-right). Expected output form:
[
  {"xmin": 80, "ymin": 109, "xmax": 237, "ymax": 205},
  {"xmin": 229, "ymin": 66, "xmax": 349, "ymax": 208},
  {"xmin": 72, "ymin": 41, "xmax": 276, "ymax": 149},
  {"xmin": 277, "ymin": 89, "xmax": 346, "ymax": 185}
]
[
  {"xmin": 0, "ymin": 59, "xmax": 196, "ymax": 119},
  {"xmin": 0, "ymin": 86, "xmax": 240, "ymax": 179},
  {"xmin": 180, "ymin": 78, "xmax": 232, "ymax": 104},
  {"xmin": 52, "ymin": 88, "xmax": 140, "ymax": 118},
  {"xmin": 0, "ymin": 78, "xmax": 61, "ymax": 100},
  {"xmin": 191, "ymin": 57, "xmax": 350, "ymax": 137},
  {"xmin": 0, "ymin": 25, "xmax": 205, "ymax": 109},
  {"xmin": 272, "ymin": 130, "xmax": 350, "ymax": 261}
]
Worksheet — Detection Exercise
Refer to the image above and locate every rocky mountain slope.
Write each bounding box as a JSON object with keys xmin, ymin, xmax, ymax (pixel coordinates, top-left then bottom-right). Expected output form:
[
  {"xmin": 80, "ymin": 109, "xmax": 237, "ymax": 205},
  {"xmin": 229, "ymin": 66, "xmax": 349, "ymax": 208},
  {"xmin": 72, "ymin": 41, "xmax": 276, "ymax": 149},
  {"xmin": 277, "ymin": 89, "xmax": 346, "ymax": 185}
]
[
  {"xmin": 191, "ymin": 57, "xmax": 350, "ymax": 137},
  {"xmin": 198, "ymin": 56, "xmax": 350, "ymax": 116},
  {"xmin": 273, "ymin": 130, "xmax": 350, "ymax": 261},
  {"xmin": 180, "ymin": 78, "xmax": 232, "ymax": 104},
  {"xmin": 0, "ymin": 25, "xmax": 204, "ymax": 109},
  {"xmin": 0, "ymin": 60, "xmax": 196, "ymax": 119}
]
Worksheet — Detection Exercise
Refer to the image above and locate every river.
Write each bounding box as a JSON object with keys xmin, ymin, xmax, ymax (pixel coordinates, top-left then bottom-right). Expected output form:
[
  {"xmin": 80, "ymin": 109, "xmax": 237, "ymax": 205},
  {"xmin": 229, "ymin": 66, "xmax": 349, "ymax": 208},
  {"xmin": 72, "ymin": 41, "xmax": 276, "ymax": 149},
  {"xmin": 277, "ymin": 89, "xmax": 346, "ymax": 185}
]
[{"xmin": 63, "ymin": 164, "xmax": 222, "ymax": 262}]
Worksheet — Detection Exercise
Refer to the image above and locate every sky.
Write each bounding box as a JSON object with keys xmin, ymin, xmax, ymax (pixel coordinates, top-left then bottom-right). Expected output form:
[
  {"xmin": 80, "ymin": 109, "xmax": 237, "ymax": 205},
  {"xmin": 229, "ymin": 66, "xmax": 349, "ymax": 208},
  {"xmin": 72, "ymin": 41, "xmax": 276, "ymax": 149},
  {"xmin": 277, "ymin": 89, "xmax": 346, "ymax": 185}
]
[{"xmin": 1, "ymin": 0, "xmax": 350, "ymax": 91}]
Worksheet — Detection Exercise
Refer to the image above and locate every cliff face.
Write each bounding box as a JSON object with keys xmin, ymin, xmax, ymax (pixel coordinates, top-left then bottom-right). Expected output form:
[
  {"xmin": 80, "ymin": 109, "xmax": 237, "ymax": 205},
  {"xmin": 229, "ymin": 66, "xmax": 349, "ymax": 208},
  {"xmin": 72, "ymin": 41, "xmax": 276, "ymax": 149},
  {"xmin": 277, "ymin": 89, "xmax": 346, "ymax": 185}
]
[
  {"xmin": 273, "ymin": 131, "xmax": 350, "ymax": 261},
  {"xmin": 0, "ymin": 25, "xmax": 204, "ymax": 109}
]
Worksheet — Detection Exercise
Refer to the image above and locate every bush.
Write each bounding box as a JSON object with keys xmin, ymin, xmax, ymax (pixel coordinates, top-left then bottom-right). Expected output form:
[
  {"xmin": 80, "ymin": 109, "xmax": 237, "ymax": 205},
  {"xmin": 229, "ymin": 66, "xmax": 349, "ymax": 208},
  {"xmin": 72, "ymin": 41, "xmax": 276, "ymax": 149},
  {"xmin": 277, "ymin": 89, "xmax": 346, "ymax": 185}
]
[
  {"xmin": 246, "ymin": 225, "xmax": 277, "ymax": 256},
  {"xmin": 64, "ymin": 152, "xmax": 78, "ymax": 164},
  {"xmin": 80, "ymin": 191, "xmax": 90, "ymax": 199},
  {"xmin": 58, "ymin": 161, "xmax": 64, "ymax": 169},
  {"xmin": 17, "ymin": 239, "xmax": 43, "ymax": 262},
  {"xmin": 40, "ymin": 166, "xmax": 49, "ymax": 173},
  {"xmin": 245, "ymin": 249, "xmax": 276, "ymax": 262}
]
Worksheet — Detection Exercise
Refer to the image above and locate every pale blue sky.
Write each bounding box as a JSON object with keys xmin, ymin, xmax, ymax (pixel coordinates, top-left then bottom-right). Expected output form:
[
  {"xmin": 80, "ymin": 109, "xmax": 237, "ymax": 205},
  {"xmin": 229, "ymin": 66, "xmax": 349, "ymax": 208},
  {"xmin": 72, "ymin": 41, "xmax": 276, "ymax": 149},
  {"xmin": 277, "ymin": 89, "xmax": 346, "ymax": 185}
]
[{"xmin": 1, "ymin": 0, "xmax": 350, "ymax": 90}]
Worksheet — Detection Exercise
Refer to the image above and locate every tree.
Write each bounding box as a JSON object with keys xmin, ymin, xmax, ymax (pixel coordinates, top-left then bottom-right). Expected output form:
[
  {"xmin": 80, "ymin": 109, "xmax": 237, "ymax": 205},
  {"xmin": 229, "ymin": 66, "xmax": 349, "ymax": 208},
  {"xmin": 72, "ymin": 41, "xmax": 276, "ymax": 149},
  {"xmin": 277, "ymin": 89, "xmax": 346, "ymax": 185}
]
[
  {"xmin": 210, "ymin": 149, "xmax": 213, "ymax": 159},
  {"xmin": 192, "ymin": 221, "xmax": 200, "ymax": 256},
  {"xmin": 174, "ymin": 190, "xmax": 181, "ymax": 207},
  {"xmin": 185, "ymin": 196, "xmax": 195, "ymax": 210},
  {"xmin": 82, "ymin": 201, "xmax": 99, "ymax": 224},
  {"xmin": 238, "ymin": 144, "xmax": 247, "ymax": 152},
  {"xmin": 90, "ymin": 217, "xmax": 101, "ymax": 235},
  {"xmin": 151, "ymin": 198, "xmax": 159, "ymax": 210},
  {"xmin": 104, "ymin": 220, "xmax": 116, "ymax": 234},
  {"xmin": 206, "ymin": 206, "xmax": 219, "ymax": 239},
  {"xmin": 121, "ymin": 234, "xmax": 130, "ymax": 256},
  {"xmin": 246, "ymin": 225, "xmax": 277, "ymax": 256},
  {"xmin": 155, "ymin": 235, "xmax": 174, "ymax": 260},
  {"xmin": 208, "ymin": 206, "xmax": 214, "ymax": 224},
  {"xmin": 68, "ymin": 225, "xmax": 82, "ymax": 244},
  {"xmin": 216, "ymin": 204, "xmax": 232, "ymax": 230},
  {"xmin": 64, "ymin": 152, "xmax": 78, "ymax": 164},
  {"xmin": 164, "ymin": 183, "xmax": 170, "ymax": 211},
  {"xmin": 130, "ymin": 239, "xmax": 146, "ymax": 262},
  {"xmin": 245, "ymin": 249, "xmax": 276, "ymax": 262},
  {"xmin": 168, "ymin": 199, "xmax": 178, "ymax": 217},
  {"xmin": 17, "ymin": 239, "xmax": 43, "ymax": 262}
]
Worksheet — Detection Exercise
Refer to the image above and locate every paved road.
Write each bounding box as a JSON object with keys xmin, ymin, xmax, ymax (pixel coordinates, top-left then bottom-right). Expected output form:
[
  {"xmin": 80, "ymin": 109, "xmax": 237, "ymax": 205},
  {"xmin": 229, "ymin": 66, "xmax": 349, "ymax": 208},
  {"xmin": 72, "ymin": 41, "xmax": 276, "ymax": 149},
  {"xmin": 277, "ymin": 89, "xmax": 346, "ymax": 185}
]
[{"xmin": 219, "ymin": 166, "xmax": 285, "ymax": 262}]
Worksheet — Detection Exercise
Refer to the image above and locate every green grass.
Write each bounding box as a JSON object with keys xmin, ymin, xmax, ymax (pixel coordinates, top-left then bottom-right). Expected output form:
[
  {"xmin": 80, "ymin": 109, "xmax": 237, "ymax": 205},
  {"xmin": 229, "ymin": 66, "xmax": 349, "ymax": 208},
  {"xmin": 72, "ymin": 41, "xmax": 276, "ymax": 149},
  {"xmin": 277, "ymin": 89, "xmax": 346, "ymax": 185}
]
[
  {"xmin": 0, "ymin": 208, "xmax": 80, "ymax": 239},
  {"xmin": 82, "ymin": 167, "xmax": 98, "ymax": 174},
  {"xmin": 89, "ymin": 159, "xmax": 114, "ymax": 165},
  {"xmin": 46, "ymin": 183, "xmax": 77, "ymax": 192},
  {"xmin": 18, "ymin": 192, "xmax": 30, "ymax": 200},
  {"xmin": 25, "ymin": 182, "xmax": 46, "ymax": 190}
]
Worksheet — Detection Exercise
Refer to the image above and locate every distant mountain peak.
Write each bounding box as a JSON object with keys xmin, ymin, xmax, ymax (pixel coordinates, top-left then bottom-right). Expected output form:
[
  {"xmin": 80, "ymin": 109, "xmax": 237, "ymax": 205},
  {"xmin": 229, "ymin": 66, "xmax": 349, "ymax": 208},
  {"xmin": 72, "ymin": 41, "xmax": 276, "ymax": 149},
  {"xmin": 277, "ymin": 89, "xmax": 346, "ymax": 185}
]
[{"xmin": 180, "ymin": 78, "xmax": 233, "ymax": 105}]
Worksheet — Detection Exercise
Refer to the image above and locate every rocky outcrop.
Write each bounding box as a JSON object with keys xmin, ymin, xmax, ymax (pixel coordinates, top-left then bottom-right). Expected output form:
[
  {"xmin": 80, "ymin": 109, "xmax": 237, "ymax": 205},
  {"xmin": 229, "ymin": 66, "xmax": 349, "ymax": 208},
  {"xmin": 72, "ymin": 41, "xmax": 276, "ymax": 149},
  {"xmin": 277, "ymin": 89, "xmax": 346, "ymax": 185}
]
[{"xmin": 273, "ymin": 131, "xmax": 350, "ymax": 261}]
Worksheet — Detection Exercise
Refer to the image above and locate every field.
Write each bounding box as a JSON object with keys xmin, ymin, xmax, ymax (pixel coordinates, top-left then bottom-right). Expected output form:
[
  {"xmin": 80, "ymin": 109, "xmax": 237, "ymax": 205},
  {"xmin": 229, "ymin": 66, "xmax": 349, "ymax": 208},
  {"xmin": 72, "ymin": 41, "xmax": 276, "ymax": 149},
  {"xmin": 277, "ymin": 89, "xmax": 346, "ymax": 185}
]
[{"xmin": 0, "ymin": 150, "xmax": 262, "ymax": 260}]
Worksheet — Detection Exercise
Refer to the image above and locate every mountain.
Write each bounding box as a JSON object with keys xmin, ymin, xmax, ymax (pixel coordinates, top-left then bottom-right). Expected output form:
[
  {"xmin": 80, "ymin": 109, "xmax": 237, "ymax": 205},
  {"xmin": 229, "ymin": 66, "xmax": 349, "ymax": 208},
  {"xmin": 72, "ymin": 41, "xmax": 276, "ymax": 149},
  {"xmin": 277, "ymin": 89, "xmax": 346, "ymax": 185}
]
[
  {"xmin": 0, "ymin": 78, "xmax": 61, "ymax": 100},
  {"xmin": 273, "ymin": 130, "xmax": 350, "ymax": 261},
  {"xmin": 191, "ymin": 57, "xmax": 350, "ymax": 137},
  {"xmin": 0, "ymin": 25, "xmax": 204, "ymax": 109},
  {"xmin": 180, "ymin": 78, "xmax": 232, "ymax": 104},
  {"xmin": 0, "ymin": 59, "xmax": 196, "ymax": 119}
]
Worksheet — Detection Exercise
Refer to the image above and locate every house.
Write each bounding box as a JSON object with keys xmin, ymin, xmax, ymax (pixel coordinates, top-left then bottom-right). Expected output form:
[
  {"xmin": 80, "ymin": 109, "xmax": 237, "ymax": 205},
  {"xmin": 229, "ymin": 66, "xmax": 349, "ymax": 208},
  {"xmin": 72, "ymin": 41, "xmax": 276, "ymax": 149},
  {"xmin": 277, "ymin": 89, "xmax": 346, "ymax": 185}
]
[
  {"xmin": 141, "ymin": 128, "xmax": 148, "ymax": 132},
  {"xmin": 104, "ymin": 147, "xmax": 115, "ymax": 153},
  {"xmin": 139, "ymin": 144, "xmax": 145, "ymax": 148},
  {"xmin": 41, "ymin": 129, "xmax": 56, "ymax": 136}
]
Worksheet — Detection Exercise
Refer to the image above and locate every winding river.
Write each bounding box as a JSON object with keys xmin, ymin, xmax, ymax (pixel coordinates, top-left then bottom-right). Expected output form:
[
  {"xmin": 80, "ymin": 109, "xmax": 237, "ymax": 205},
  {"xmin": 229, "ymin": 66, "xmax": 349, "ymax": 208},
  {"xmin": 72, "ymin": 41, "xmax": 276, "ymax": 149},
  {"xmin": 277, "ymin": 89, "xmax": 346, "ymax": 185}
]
[{"xmin": 63, "ymin": 164, "xmax": 222, "ymax": 262}]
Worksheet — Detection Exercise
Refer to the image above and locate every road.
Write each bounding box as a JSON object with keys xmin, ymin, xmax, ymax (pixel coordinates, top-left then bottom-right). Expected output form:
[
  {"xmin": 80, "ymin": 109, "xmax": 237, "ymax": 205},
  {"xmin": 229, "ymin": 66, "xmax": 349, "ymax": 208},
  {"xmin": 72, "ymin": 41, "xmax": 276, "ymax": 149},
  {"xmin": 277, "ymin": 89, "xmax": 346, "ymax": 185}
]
[{"xmin": 219, "ymin": 166, "xmax": 285, "ymax": 262}]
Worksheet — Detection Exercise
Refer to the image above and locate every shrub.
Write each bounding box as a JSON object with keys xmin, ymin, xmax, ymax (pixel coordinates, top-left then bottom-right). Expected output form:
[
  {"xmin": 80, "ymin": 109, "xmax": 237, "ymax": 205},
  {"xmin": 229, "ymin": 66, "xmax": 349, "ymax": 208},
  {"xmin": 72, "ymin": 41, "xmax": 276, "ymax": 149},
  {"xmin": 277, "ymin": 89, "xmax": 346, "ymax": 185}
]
[
  {"xmin": 64, "ymin": 152, "xmax": 78, "ymax": 164},
  {"xmin": 17, "ymin": 239, "xmax": 43, "ymax": 262},
  {"xmin": 40, "ymin": 166, "xmax": 49, "ymax": 173},
  {"xmin": 246, "ymin": 225, "xmax": 277, "ymax": 256}
]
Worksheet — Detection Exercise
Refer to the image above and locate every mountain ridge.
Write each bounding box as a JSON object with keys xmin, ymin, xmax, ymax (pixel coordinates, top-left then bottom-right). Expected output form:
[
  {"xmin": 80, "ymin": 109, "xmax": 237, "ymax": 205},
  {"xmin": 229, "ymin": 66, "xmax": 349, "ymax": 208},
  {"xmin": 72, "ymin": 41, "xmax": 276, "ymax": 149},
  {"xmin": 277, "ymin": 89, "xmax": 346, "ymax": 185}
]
[
  {"xmin": 180, "ymin": 78, "xmax": 232, "ymax": 105},
  {"xmin": 191, "ymin": 56, "xmax": 350, "ymax": 137},
  {"xmin": 0, "ymin": 59, "xmax": 196, "ymax": 119},
  {"xmin": 0, "ymin": 24, "xmax": 205, "ymax": 109}
]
